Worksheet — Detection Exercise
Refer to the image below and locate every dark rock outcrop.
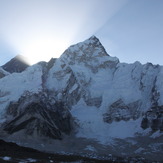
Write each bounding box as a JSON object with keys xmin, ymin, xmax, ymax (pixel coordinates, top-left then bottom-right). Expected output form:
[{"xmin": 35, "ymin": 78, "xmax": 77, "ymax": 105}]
[
  {"xmin": 2, "ymin": 93, "xmax": 72, "ymax": 139},
  {"xmin": 141, "ymin": 106, "xmax": 163, "ymax": 131},
  {"xmin": 103, "ymin": 99, "xmax": 141, "ymax": 123}
]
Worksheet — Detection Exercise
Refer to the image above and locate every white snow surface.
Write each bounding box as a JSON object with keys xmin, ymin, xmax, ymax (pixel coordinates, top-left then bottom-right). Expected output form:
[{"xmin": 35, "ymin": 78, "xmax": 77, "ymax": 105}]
[
  {"xmin": 71, "ymin": 99, "xmax": 142, "ymax": 144},
  {"xmin": 0, "ymin": 64, "xmax": 43, "ymax": 120},
  {"xmin": 2, "ymin": 156, "xmax": 11, "ymax": 161},
  {"xmin": 85, "ymin": 145, "xmax": 97, "ymax": 152},
  {"xmin": 156, "ymin": 66, "xmax": 163, "ymax": 105}
]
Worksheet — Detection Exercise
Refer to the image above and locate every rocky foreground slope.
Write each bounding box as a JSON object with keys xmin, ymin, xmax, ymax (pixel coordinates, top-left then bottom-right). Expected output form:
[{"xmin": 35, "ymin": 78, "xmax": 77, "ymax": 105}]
[{"xmin": 0, "ymin": 36, "xmax": 162, "ymax": 162}]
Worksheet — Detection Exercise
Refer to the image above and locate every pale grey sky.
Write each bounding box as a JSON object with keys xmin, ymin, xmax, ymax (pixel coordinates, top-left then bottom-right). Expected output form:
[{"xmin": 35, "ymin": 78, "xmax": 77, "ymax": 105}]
[{"xmin": 0, "ymin": 0, "xmax": 163, "ymax": 65}]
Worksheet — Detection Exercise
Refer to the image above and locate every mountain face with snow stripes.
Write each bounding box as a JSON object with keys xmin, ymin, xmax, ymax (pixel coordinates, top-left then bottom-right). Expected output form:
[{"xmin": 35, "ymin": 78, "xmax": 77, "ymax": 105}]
[{"xmin": 0, "ymin": 36, "xmax": 162, "ymax": 161}]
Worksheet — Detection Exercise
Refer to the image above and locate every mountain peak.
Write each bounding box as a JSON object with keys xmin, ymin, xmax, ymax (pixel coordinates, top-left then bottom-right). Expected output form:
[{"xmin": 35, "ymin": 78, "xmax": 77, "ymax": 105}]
[
  {"xmin": 61, "ymin": 36, "xmax": 110, "ymax": 61},
  {"xmin": 58, "ymin": 36, "xmax": 119, "ymax": 73},
  {"xmin": 82, "ymin": 35, "xmax": 104, "ymax": 48},
  {"xmin": 2, "ymin": 55, "xmax": 30, "ymax": 73},
  {"xmin": 88, "ymin": 35, "xmax": 99, "ymax": 42},
  {"xmin": 15, "ymin": 54, "xmax": 27, "ymax": 61}
]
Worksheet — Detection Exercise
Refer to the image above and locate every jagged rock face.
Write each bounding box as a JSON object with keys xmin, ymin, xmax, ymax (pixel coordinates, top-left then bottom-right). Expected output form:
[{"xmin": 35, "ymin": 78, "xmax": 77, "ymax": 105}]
[
  {"xmin": 60, "ymin": 36, "xmax": 119, "ymax": 72},
  {"xmin": 2, "ymin": 55, "xmax": 29, "ymax": 73},
  {"xmin": 141, "ymin": 106, "xmax": 163, "ymax": 131},
  {"xmin": 2, "ymin": 93, "xmax": 72, "ymax": 139},
  {"xmin": 103, "ymin": 99, "xmax": 142, "ymax": 123}
]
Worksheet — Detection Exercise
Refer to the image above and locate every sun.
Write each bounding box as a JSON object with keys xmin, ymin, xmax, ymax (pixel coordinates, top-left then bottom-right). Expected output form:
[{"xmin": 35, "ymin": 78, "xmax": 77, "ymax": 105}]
[{"xmin": 21, "ymin": 38, "xmax": 69, "ymax": 65}]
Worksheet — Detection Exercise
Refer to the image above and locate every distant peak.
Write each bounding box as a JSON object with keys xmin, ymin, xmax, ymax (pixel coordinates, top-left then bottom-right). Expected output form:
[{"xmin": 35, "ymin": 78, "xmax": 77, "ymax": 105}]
[
  {"xmin": 2, "ymin": 55, "xmax": 30, "ymax": 73},
  {"xmin": 62, "ymin": 35, "xmax": 107, "ymax": 56},
  {"xmin": 14, "ymin": 55, "xmax": 31, "ymax": 66},
  {"xmin": 15, "ymin": 54, "xmax": 24, "ymax": 59},
  {"xmin": 15, "ymin": 55, "xmax": 28, "ymax": 62}
]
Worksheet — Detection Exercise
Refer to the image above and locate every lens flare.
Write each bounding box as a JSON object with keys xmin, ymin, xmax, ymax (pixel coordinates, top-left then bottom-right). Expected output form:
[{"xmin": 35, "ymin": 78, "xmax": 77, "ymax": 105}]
[{"xmin": 20, "ymin": 38, "xmax": 70, "ymax": 65}]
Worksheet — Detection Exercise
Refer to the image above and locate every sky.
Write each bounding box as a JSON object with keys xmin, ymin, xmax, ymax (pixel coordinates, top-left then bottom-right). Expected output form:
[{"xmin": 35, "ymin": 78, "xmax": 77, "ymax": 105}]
[{"xmin": 0, "ymin": 0, "xmax": 163, "ymax": 66}]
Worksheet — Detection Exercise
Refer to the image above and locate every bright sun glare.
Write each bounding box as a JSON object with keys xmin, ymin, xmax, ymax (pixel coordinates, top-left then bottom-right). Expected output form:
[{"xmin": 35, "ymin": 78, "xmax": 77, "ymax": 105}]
[
  {"xmin": 0, "ymin": 0, "xmax": 127, "ymax": 65},
  {"xmin": 21, "ymin": 38, "xmax": 69, "ymax": 65}
]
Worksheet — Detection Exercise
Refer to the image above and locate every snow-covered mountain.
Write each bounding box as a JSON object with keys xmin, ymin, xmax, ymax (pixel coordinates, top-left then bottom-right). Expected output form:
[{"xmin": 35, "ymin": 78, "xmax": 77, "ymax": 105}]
[
  {"xmin": 0, "ymin": 36, "xmax": 162, "ymax": 161},
  {"xmin": 1, "ymin": 55, "xmax": 29, "ymax": 73}
]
